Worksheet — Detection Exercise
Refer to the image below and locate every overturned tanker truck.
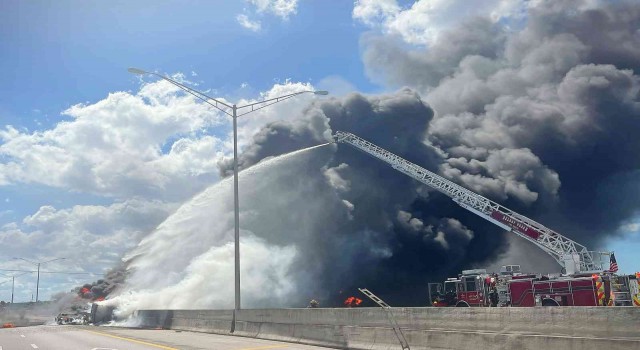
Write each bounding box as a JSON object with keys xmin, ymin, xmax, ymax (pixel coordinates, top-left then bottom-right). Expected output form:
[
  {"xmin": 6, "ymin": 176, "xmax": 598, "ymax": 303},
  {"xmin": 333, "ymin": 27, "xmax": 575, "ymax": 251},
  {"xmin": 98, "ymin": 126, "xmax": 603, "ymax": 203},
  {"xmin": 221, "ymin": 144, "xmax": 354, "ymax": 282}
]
[{"xmin": 333, "ymin": 131, "xmax": 640, "ymax": 308}]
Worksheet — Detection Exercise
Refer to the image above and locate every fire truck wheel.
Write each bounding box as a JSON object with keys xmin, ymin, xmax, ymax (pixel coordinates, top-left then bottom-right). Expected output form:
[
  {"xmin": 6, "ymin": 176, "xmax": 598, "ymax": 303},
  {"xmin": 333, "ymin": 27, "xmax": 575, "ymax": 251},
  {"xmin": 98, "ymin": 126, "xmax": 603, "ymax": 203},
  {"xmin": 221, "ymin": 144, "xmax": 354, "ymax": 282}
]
[
  {"xmin": 455, "ymin": 301, "xmax": 470, "ymax": 307},
  {"xmin": 541, "ymin": 298, "xmax": 560, "ymax": 306}
]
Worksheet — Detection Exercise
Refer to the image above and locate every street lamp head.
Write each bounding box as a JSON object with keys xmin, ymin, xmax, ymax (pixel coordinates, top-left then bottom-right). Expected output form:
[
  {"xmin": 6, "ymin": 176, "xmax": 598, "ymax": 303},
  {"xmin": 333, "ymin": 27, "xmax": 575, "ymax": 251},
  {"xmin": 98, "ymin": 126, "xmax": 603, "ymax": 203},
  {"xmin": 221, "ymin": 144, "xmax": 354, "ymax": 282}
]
[
  {"xmin": 13, "ymin": 257, "xmax": 66, "ymax": 264},
  {"xmin": 127, "ymin": 67, "xmax": 147, "ymax": 75},
  {"xmin": 313, "ymin": 90, "xmax": 329, "ymax": 95}
]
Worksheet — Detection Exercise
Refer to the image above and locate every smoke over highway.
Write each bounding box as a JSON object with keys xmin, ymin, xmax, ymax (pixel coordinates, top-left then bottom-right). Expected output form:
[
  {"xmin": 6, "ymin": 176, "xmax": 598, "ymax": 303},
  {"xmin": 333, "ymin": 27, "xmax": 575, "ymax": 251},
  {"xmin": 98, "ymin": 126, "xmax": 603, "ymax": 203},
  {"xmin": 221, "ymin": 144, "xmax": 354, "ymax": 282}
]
[{"xmin": 104, "ymin": 0, "xmax": 640, "ymax": 311}]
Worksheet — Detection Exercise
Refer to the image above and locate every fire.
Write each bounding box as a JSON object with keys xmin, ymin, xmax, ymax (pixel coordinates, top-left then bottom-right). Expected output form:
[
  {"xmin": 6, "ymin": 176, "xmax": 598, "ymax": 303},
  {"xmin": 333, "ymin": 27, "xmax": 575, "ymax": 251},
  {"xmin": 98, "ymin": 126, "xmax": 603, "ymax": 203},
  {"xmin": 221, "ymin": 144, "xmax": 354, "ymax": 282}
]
[
  {"xmin": 344, "ymin": 296, "xmax": 362, "ymax": 307},
  {"xmin": 80, "ymin": 287, "xmax": 90, "ymax": 294}
]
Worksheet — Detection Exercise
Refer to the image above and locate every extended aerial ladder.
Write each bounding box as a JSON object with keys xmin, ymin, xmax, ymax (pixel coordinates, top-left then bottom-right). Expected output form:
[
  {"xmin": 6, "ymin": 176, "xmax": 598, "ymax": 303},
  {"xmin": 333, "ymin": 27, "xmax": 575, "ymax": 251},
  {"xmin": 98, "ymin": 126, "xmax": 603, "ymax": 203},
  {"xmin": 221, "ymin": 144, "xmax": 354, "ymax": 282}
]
[{"xmin": 333, "ymin": 131, "xmax": 611, "ymax": 275}]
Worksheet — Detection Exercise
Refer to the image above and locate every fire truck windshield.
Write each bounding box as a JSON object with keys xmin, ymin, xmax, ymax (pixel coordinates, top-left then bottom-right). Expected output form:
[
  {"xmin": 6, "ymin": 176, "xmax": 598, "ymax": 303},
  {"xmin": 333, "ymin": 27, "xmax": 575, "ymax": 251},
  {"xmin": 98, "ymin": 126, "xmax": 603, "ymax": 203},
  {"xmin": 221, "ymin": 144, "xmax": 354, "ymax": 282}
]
[{"xmin": 444, "ymin": 281, "xmax": 457, "ymax": 294}]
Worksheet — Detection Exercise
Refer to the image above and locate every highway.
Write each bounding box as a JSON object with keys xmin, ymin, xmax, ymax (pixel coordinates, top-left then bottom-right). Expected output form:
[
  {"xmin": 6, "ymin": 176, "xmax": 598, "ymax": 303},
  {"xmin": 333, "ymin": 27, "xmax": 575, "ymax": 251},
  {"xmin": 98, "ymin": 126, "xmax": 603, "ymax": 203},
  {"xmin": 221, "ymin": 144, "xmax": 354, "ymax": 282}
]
[{"xmin": 0, "ymin": 325, "xmax": 333, "ymax": 350}]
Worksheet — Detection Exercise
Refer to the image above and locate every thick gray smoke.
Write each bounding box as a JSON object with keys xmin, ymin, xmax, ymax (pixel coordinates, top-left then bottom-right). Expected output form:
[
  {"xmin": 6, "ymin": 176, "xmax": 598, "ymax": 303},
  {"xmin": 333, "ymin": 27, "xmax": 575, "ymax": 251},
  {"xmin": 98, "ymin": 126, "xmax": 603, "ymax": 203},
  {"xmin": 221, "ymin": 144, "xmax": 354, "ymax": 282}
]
[
  {"xmin": 107, "ymin": 0, "xmax": 640, "ymax": 310},
  {"xmin": 362, "ymin": 0, "xmax": 640, "ymax": 245},
  {"xmin": 218, "ymin": 0, "xmax": 639, "ymax": 303},
  {"xmin": 210, "ymin": 89, "xmax": 520, "ymax": 305}
]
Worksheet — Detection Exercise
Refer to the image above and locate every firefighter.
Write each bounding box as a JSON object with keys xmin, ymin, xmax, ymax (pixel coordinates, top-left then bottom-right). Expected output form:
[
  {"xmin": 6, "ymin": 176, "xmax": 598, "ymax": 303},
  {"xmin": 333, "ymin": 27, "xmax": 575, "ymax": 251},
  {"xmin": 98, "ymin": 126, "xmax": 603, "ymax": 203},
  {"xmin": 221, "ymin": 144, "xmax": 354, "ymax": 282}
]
[
  {"xmin": 603, "ymin": 275, "xmax": 612, "ymax": 306},
  {"xmin": 444, "ymin": 288, "xmax": 457, "ymax": 306},
  {"xmin": 489, "ymin": 287, "xmax": 499, "ymax": 307}
]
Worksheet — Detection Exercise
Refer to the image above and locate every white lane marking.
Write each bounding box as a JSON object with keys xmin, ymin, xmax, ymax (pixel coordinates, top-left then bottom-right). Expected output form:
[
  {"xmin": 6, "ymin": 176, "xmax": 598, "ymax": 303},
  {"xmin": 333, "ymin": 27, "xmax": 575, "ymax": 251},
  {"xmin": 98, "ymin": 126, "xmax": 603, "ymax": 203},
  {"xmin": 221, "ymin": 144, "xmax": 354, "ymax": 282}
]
[
  {"xmin": 30, "ymin": 344, "xmax": 38, "ymax": 349},
  {"xmin": 20, "ymin": 334, "xmax": 25, "ymax": 337}
]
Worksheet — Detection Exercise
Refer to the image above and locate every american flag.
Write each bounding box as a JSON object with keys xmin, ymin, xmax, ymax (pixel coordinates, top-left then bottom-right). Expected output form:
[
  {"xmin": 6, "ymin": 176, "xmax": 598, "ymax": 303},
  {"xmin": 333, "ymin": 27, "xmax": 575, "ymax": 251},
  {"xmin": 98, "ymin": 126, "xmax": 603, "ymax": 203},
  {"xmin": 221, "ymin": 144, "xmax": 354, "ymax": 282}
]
[{"xmin": 609, "ymin": 252, "xmax": 619, "ymax": 273}]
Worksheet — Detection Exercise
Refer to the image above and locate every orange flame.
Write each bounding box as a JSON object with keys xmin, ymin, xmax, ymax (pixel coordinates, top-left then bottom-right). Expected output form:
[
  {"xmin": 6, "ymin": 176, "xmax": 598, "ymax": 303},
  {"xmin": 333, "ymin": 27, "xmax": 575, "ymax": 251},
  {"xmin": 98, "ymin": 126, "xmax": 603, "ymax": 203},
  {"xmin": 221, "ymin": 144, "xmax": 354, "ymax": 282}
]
[{"xmin": 344, "ymin": 296, "xmax": 362, "ymax": 307}]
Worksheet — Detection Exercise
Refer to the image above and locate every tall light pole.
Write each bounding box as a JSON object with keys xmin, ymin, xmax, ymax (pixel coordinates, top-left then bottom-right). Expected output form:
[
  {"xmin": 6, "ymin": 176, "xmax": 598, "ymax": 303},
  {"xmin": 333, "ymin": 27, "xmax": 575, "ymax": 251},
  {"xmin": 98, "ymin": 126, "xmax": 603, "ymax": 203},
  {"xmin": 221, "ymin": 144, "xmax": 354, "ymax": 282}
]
[
  {"xmin": 128, "ymin": 68, "xmax": 327, "ymax": 313},
  {"xmin": 0, "ymin": 272, "xmax": 30, "ymax": 303},
  {"xmin": 13, "ymin": 258, "xmax": 65, "ymax": 302}
]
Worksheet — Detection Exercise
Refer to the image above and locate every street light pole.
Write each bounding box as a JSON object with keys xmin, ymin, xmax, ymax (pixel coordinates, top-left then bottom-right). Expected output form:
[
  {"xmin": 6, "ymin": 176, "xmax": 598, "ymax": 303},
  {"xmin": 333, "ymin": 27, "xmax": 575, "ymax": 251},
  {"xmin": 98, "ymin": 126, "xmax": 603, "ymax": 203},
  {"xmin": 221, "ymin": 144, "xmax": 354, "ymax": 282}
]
[
  {"xmin": 1, "ymin": 272, "xmax": 29, "ymax": 303},
  {"xmin": 13, "ymin": 258, "xmax": 65, "ymax": 302},
  {"xmin": 232, "ymin": 104, "xmax": 241, "ymax": 311},
  {"xmin": 128, "ymin": 68, "xmax": 327, "ymax": 313},
  {"xmin": 35, "ymin": 263, "xmax": 40, "ymax": 303}
]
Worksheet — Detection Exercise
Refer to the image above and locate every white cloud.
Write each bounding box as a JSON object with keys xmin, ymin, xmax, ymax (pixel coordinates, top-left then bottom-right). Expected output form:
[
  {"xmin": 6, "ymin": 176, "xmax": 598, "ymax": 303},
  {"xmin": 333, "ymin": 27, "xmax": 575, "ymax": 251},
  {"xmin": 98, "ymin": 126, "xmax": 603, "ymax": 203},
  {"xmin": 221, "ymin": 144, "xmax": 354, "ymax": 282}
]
[
  {"xmin": 249, "ymin": 0, "xmax": 299, "ymax": 19},
  {"xmin": 353, "ymin": 0, "xmax": 400, "ymax": 26},
  {"xmin": 0, "ymin": 199, "xmax": 176, "ymax": 301},
  {"xmin": 353, "ymin": 0, "xmax": 529, "ymax": 45},
  {"xmin": 236, "ymin": 14, "xmax": 262, "ymax": 32},
  {"xmin": 9, "ymin": 200, "xmax": 176, "ymax": 260},
  {"xmin": 0, "ymin": 76, "xmax": 227, "ymax": 201},
  {"xmin": 236, "ymin": 0, "xmax": 299, "ymax": 31},
  {"xmin": 0, "ymin": 76, "xmax": 320, "ymax": 209},
  {"xmin": 234, "ymin": 80, "xmax": 322, "ymax": 149}
]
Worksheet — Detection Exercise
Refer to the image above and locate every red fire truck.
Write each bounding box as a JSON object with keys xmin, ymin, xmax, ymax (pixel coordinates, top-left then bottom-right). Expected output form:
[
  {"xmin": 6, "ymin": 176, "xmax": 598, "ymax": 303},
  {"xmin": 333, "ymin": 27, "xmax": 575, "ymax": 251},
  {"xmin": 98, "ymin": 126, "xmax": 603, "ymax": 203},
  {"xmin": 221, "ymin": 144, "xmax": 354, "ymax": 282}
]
[
  {"xmin": 334, "ymin": 131, "xmax": 640, "ymax": 307},
  {"xmin": 428, "ymin": 265, "xmax": 637, "ymax": 307}
]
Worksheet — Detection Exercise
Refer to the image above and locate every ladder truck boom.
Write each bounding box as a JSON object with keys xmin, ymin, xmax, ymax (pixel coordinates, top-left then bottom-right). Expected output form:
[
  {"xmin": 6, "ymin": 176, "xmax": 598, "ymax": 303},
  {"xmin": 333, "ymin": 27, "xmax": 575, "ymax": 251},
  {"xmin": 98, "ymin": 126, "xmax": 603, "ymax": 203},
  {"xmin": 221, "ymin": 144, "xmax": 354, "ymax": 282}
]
[{"xmin": 333, "ymin": 131, "xmax": 610, "ymax": 274}]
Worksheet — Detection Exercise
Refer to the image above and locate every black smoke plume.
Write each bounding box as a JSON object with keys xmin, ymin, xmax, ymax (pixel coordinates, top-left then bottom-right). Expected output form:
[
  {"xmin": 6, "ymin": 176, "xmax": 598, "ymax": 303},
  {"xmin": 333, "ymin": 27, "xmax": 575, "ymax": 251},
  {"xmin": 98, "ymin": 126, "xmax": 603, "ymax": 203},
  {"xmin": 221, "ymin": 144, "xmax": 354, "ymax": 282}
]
[
  {"xmin": 77, "ymin": 264, "xmax": 127, "ymax": 301},
  {"xmin": 214, "ymin": 0, "xmax": 640, "ymax": 306}
]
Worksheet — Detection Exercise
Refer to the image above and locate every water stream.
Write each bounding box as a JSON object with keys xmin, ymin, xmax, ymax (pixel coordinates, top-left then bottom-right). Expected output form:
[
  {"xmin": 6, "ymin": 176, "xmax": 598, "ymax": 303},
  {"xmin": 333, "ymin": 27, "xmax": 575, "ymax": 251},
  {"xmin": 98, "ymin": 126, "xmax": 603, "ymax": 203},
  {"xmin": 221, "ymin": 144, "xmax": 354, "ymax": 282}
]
[{"xmin": 107, "ymin": 142, "xmax": 336, "ymax": 316}]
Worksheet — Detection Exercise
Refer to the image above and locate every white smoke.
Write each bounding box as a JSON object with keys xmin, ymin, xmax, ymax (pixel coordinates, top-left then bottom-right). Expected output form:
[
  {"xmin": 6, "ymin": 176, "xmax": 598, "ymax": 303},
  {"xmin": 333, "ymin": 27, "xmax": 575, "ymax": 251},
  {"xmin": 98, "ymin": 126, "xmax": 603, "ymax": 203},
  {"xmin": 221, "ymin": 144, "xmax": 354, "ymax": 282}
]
[{"xmin": 107, "ymin": 143, "xmax": 342, "ymax": 316}]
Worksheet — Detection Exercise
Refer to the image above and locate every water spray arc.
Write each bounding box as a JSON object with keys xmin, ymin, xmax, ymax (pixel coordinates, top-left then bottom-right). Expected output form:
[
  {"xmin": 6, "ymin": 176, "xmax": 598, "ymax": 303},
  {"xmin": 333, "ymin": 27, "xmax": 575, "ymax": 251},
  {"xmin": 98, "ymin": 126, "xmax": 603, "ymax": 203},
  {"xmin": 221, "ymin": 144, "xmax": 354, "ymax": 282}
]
[{"xmin": 127, "ymin": 68, "xmax": 327, "ymax": 319}]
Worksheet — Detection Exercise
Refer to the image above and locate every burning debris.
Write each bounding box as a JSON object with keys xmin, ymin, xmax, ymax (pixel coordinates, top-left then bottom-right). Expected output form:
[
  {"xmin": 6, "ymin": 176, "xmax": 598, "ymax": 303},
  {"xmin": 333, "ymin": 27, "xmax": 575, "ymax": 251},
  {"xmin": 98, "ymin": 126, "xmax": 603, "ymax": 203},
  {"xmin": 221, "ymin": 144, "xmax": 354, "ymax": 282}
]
[
  {"xmin": 344, "ymin": 297, "xmax": 363, "ymax": 307},
  {"xmin": 75, "ymin": 265, "xmax": 127, "ymax": 302}
]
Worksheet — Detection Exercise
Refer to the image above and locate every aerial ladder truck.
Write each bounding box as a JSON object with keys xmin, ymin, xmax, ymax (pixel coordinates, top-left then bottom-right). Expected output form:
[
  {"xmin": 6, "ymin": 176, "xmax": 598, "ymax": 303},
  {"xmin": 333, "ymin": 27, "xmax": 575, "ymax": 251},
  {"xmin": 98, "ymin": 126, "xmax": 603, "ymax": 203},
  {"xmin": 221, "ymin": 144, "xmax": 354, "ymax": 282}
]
[{"xmin": 333, "ymin": 131, "xmax": 639, "ymax": 307}]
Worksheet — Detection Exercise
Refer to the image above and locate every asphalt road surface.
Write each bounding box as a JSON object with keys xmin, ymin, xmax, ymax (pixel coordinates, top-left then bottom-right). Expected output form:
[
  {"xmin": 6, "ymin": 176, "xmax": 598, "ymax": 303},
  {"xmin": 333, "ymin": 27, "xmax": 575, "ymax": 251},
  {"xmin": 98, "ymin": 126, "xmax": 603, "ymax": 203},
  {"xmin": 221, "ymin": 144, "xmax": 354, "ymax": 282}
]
[{"xmin": 0, "ymin": 325, "xmax": 334, "ymax": 350}]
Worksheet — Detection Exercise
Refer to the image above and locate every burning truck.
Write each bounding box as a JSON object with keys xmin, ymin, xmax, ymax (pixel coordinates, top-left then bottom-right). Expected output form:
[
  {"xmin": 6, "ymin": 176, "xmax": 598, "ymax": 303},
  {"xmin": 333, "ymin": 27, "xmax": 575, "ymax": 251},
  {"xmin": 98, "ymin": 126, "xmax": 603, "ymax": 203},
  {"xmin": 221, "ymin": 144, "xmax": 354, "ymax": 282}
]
[{"xmin": 68, "ymin": 266, "xmax": 125, "ymax": 323}]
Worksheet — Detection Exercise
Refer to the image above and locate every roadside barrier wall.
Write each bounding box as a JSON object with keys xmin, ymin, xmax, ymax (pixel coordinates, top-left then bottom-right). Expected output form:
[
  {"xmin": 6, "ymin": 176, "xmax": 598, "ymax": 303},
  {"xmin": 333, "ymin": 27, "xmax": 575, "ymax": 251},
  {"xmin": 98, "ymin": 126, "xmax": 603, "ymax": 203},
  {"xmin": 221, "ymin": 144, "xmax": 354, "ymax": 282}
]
[{"xmin": 133, "ymin": 307, "xmax": 640, "ymax": 350}]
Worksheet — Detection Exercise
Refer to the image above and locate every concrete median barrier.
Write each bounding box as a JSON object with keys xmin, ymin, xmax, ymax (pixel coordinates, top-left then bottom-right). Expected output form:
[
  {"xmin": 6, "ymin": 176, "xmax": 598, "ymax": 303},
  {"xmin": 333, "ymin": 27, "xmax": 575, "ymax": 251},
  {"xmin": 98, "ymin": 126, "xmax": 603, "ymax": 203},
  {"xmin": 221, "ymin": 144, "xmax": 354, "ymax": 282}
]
[{"xmin": 130, "ymin": 307, "xmax": 640, "ymax": 350}]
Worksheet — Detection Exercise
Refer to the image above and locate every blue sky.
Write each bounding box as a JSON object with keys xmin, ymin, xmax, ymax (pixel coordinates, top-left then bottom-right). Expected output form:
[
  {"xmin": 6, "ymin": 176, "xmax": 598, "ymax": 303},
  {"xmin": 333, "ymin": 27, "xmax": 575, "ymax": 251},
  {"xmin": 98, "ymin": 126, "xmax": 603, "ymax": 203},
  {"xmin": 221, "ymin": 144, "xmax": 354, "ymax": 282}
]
[
  {"xmin": 0, "ymin": 0, "xmax": 639, "ymax": 303},
  {"xmin": 0, "ymin": 1, "xmax": 375, "ymax": 130}
]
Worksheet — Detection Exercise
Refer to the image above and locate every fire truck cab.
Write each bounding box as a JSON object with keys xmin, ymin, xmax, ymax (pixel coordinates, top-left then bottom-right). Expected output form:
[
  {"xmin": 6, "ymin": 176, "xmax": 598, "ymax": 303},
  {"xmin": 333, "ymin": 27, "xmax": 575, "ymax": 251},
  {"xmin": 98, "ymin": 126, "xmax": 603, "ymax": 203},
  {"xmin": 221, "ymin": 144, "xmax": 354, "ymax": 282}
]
[{"xmin": 429, "ymin": 269, "xmax": 490, "ymax": 307}]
